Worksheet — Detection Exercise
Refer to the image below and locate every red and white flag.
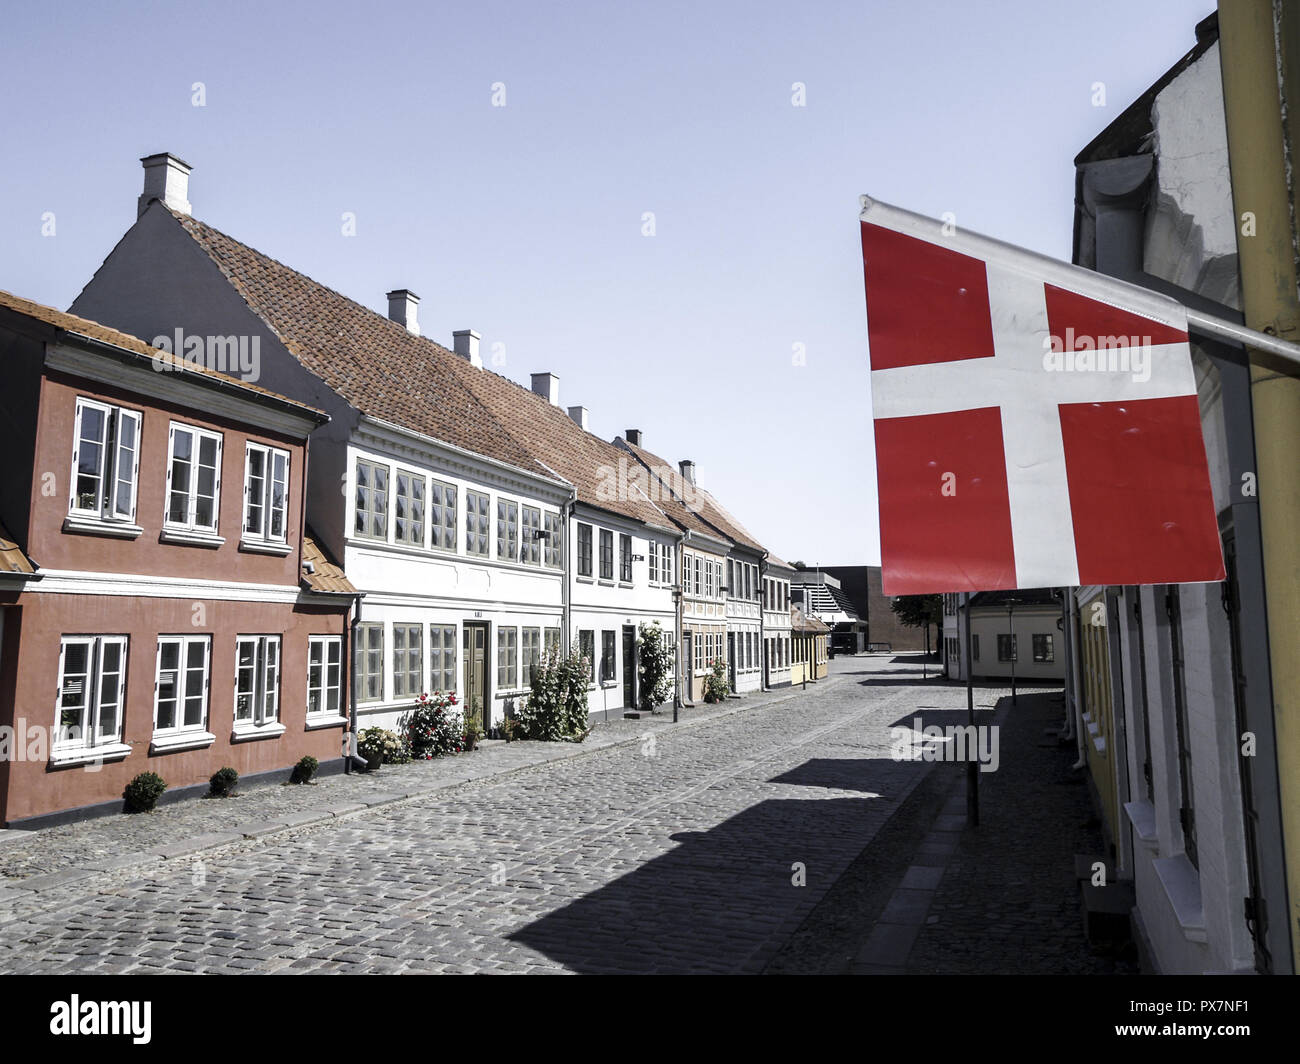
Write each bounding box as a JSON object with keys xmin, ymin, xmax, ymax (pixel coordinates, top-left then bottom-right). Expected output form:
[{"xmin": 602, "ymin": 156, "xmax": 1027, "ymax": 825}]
[{"xmin": 861, "ymin": 195, "xmax": 1225, "ymax": 595}]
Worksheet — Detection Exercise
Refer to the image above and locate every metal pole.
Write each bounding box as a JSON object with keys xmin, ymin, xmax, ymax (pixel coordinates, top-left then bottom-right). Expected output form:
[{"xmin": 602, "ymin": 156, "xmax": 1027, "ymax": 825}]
[
  {"xmin": 963, "ymin": 592, "xmax": 978, "ymax": 826},
  {"xmin": 1008, "ymin": 604, "xmax": 1017, "ymax": 706}
]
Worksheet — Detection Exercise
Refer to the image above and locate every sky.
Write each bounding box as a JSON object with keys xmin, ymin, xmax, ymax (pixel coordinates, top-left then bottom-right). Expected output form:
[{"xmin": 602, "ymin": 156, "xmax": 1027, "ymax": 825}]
[{"xmin": 0, "ymin": 0, "xmax": 1215, "ymax": 566}]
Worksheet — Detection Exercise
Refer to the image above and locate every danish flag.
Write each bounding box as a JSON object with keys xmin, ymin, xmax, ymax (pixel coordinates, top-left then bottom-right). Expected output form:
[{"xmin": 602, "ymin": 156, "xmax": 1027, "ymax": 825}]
[{"xmin": 861, "ymin": 195, "xmax": 1225, "ymax": 595}]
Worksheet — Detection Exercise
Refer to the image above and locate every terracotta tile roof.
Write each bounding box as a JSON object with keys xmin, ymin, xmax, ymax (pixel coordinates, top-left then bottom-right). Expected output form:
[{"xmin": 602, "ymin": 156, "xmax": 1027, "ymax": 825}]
[
  {"xmin": 0, "ymin": 522, "xmax": 35, "ymax": 577},
  {"xmin": 169, "ymin": 211, "xmax": 553, "ymax": 480},
  {"xmin": 300, "ymin": 532, "xmax": 356, "ymax": 594},
  {"xmin": 766, "ymin": 552, "xmax": 793, "ymax": 570},
  {"xmin": 618, "ymin": 439, "xmax": 767, "ymax": 552},
  {"xmin": 444, "ymin": 366, "xmax": 672, "ymax": 528},
  {"xmin": 616, "ymin": 440, "xmax": 724, "ymax": 539},
  {"xmin": 0, "ymin": 288, "xmax": 325, "ymax": 419}
]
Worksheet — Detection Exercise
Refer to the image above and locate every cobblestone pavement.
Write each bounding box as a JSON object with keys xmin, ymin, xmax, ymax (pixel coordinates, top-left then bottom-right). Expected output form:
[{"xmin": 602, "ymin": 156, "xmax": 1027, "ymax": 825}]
[
  {"xmin": 901, "ymin": 690, "xmax": 1139, "ymax": 975},
  {"xmin": 0, "ymin": 658, "xmax": 1121, "ymax": 974}
]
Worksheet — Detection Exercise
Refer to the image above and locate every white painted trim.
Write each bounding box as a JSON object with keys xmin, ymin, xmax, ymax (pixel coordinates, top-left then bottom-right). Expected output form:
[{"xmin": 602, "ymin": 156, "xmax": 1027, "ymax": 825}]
[
  {"xmin": 29, "ymin": 568, "xmax": 302, "ymax": 602},
  {"xmin": 150, "ymin": 730, "xmax": 216, "ymax": 754},
  {"xmin": 305, "ymin": 715, "xmax": 349, "ymax": 731},
  {"xmin": 159, "ymin": 529, "xmax": 225, "ymax": 548},
  {"xmin": 48, "ymin": 742, "xmax": 132, "ymax": 768},
  {"xmin": 239, "ymin": 538, "xmax": 293, "ymax": 556},
  {"xmin": 231, "ymin": 721, "xmax": 286, "ymax": 742},
  {"xmin": 62, "ymin": 515, "xmax": 144, "ymax": 540}
]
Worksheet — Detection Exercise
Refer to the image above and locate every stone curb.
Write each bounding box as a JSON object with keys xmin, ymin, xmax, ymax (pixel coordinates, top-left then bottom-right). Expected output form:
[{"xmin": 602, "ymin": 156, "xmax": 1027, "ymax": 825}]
[{"xmin": 0, "ymin": 679, "xmax": 830, "ymax": 901}]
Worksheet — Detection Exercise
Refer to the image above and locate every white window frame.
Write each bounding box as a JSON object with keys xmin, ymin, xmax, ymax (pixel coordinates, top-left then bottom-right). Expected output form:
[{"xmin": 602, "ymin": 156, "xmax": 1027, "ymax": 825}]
[
  {"xmin": 165, "ymin": 422, "xmax": 223, "ymax": 535},
  {"xmin": 354, "ymin": 458, "xmax": 389, "ymax": 541},
  {"xmin": 53, "ymin": 635, "xmax": 130, "ymax": 763},
  {"xmin": 543, "ymin": 511, "xmax": 563, "ymax": 569},
  {"xmin": 466, "ymin": 490, "xmax": 490, "ymax": 557},
  {"xmin": 153, "ymin": 635, "xmax": 213, "ymax": 750},
  {"xmin": 392, "ymin": 623, "xmax": 423, "ymax": 700},
  {"xmin": 429, "ymin": 479, "xmax": 457, "ymax": 551},
  {"xmin": 243, "ymin": 441, "xmax": 290, "ymax": 547},
  {"xmin": 497, "ymin": 626, "xmax": 518, "ymax": 689},
  {"xmin": 393, "ymin": 468, "xmax": 427, "ymax": 548},
  {"xmin": 429, "ymin": 624, "xmax": 457, "ymax": 695},
  {"xmin": 234, "ymin": 635, "xmax": 283, "ymax": 736},
  {"xmin": 521, "ymin": 627, "xmax": 541, "ymax": 688},
  {"xmin": 521, "ymin": 506, "xmax": 542, "ymax": 566},
  {"xmin": 497, "ymin": 498, "xmax": 520, "ymax": 561},
  {"xmin": 307, "ymin": 635, "xmax": 344, "ymax": 721},
  {"xmin": 356, "ymin": 623, "xmax": 385, "ymax": 702},
  {"xmin": 577, "ymin": 522, "xmax": 593, "ymax": 578},
  {"xmin": 69, "ymin": 398, "xmax": 142, "ymax": 527}
]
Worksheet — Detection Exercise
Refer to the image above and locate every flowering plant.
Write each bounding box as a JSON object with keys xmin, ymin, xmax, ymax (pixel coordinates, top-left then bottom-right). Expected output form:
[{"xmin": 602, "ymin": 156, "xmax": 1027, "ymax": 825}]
[
  {"xmin": 703, "ymin": 657, "xmax": 730, "ymax": 703},
  {"xmin": 399, "ymin": 690, "xmax": 463, "ymax": 759}
]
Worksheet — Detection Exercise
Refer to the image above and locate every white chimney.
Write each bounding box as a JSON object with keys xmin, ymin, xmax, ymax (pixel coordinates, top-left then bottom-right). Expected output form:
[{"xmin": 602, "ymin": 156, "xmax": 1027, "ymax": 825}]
[
  {"xmin": 139, "ymin": 153, "xmax": 192, "ymax": 218},
  {"xmin": 625, "ymin": 429, "xmax": 643, "ymax": 447},
  {"xmin": 531, "ymin": 372, "xmax": 560, "ymax": 406},
  {"xmin": 386, "ymin": 290, "xmax": 420, "ymax": 336},
  {"xmin": 679, "ymin": 459, "xmax": 696, "ymax": 484},
  {"xmin": 568, "ymin": 405, "xmax": 589, "ymax": 430},
  {"xmin": 453, "ymin": 329, "xmax": 482, "ymax": 368}
]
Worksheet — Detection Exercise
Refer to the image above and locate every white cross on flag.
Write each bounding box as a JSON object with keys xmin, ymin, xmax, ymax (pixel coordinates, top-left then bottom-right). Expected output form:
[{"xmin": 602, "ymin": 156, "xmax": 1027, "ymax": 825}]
[{"xmin": 861, "ymin": 195, "xmax": 1225, "ymax": 595}]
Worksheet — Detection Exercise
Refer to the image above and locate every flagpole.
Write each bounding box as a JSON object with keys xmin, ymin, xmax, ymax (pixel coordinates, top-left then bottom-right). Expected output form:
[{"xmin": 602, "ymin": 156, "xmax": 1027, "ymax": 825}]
[
  {"xmin": 963, "ymin": 591, "xmax": 978, "ymax": 827},
  {"xmin": 860, "ymin": 193, "xmax": 1300, "ymax": 376}
]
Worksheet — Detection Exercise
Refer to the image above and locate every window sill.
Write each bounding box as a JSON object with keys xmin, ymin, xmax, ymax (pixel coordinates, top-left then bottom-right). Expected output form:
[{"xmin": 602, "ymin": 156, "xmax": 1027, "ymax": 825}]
[
  {"xmin": 576, "ymin": 574, "xmax": 594, "ymax": 583},
  {"xmin": 239, "ymin": 538, "xmax": 292, "ymax": 556},
  {"xmin": 160, "ymin": 527, "xmax": 225, "ymax": 548},
  {"xmin": 62, "ymin": 515, "xmax": 143, "ymax": 540},
  {"xmin": 1152, "ymin": 855, "xmax": 1207, "ymax": 943},
  {"xmin": 305, "ymin": 714, "xmax": 349, "ymax": 731},
  {"xmin": 618, "ymin": 581, "xmax": 634, "ymax": 589},
  {"xmin": 49, "ymin": 742, "xmax": 132, "ymax": 768},
  {"xmin": 150, "ymin": 730, "xmax": 216, "ymax": 754},
  {"xmin": 231, "ymin": 721, "xmax": 287, "ymax": 742},
  {"xmin": 1124, "ymin": 800, "xmax": 1158, "ymax": 849}
]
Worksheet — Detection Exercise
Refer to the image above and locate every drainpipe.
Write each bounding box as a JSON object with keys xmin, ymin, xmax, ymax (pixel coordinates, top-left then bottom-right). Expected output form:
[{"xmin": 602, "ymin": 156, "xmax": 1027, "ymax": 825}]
[
  {"xmin": 562, "ymin": 496, "xmax": 576, "ymax": 655},
  {"xmin": 1068, "ymin": 596, "xmax": 1087, "ymax": 772},
  {"xmin": 344, "ymin": 591, "xmax": 369, "ymax": 773},
  {"xmin": 1219, "ymin": 0, "xmax": 1300, "ymax": 972}
]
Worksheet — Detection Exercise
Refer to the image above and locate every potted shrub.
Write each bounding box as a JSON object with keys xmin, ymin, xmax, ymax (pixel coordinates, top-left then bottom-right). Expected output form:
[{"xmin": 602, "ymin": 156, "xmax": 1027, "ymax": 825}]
[
  {"xmin": 209, "ymin": 766, "xmax": 239, "ymax": 798},
  {"xmin": 357, "ymin": 726, "xmax": 407, "ymax": 770},
  {"xmin": 291, "ymin": 755, "xmax": 319, "ymax": 784},
  {"xmin": 123, "ymin": 772, "xmax": 167, "ymax": 813}
]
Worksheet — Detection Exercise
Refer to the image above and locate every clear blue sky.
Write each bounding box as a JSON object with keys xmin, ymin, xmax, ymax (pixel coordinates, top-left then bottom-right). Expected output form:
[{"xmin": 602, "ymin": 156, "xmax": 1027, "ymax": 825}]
[{"xmin": 0, "ymin": 0, "xmax": 1214, "ymax": 565}]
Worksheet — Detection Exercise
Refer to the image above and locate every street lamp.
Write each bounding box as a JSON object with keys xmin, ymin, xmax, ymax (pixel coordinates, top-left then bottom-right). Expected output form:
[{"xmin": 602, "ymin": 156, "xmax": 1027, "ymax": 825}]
[{"xmin": 671, "ymin": 586, "xmax": 683, "ymax": 722}]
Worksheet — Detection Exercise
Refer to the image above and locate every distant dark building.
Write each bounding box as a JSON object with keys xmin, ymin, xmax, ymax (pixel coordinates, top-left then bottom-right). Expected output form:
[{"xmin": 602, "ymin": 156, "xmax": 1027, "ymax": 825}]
[{"xmin": 792, "ymin": 565, "xmax": 926, "ymax": 654}]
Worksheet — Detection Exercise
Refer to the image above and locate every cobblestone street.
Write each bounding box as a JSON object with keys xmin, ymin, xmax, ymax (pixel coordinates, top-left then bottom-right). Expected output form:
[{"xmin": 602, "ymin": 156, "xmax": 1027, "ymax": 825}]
[{"xmin": 0, "ymin": 656, "xmax": 1120, "ymax": 974}]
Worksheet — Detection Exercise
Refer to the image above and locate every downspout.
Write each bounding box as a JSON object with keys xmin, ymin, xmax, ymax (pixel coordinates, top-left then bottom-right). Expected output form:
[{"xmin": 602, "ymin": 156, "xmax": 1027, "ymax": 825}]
[
  {"xmin": 562, "ymin": 496, "xmax": 576, "ymax": 655},
  {"xmin": 1069, "ymin": 596, "xmax": 1088, "ymax": 772},
  {"xmin": 344, "ymin": 591, "xmax": 368, "ymax": 773},
  {"xmin": 758, "ymin": 551, "xmax": 768, "ymax": 691},
  {"xmin": 1219, "ymin": 0, "xmax": 1300, "ymax": 972}
]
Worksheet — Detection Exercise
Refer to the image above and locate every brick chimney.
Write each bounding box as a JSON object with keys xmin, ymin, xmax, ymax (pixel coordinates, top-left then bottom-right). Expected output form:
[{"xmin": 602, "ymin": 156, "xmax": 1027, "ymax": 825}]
[
  {"xmin": 386, "ymin": 290, "xmax": 420, "ymax": 336},
  {"xmin": 531, "ymin": 372, "xmax": 560, "ymax": 406},
  {"xmin": 679, "ymin": 459, "xmax": 696, "ymax": 484},
  {"xmin": 139, "ymin": 153, "xmax": 192, "ymax": 218},
  {"xmin": 626, "ymin": 429, "xmax": 643, "ymax": 447},
  {"xmin": 568, "ymin": 406, "xmax": 589, "ymax": 430}
]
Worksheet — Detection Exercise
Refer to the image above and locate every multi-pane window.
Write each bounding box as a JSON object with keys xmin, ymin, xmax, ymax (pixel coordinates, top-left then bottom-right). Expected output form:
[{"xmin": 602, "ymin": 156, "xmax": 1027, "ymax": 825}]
[
  {"xmin": 70, "ymin": 399, "xmax": 140, "ymax": 523},
  {"xmin": 307, "ymin": 636, "xmax": 342, "ymax": 718},
  {"xmin": 577, "ymin": 523, "xmax": 593, "ymax": 577},
  {"xmin": 1032, "ymin": 634, "xmax": 1054, "ymax": 663},
  {"xmin": 429, "ymin": 480, "xmax": 457, "ymax": 550},
  {"xmin": 997, "ymin": 634, "xmax": 1017, "ymax": 662},
  {"xmin": 694, "ymin": 631, "xmax": 704, "ymax": 671},
  {"xmin": 394, "ymin": 469, "xmax": 425, "ymax": 546},
  {"xmin": 544, "ymin": 512, "xmax": 562, "ymax": 568},
  {"xmin": 579, "ymin": 630, "xmax": 595, "ymax": 682},
  {"xmin": 599, "ymin": 529, "xmax": 614, "ymax": 580},
  {"xmin": 497, "ymin": 627, "xmax": 518, "ymax": 689},
  {"xmin": 600, "ymin": 630, "xmax": 616, "ymax": 683},
  {"xmin": 727, "ymin": 561, "xmax": 735, "ymax": 597},
  {"xmin": 705, "ymin": 559, "xmax": 714, "ymax": 598},
  {"xmin": 354, "ymin": 459, "xmax": 388, "ymax": 540},
  {"xmin": 244, "ymin": 442, "xmax": 289, "ymax": 543},
  {"xmin": 155, "ymin": 636, "xmax": 210, "ymax": 735},
  {"xmin": 745, "ymin": 565, "xmax": 753, "ymax": 600},
  {"xmin": 356, "ymin": 623, "xmax": 384, "ymax": 702},
  {"xmin": 466, "ymin": 491, "xmax": 490, "ymax": 556},
  {"xmin": 694, "ymin": 556, "xmax": 702, "ymax": 596},
  {"xmin": 234, "ymin": 635, "xmax": 281, "ymax": 727},
  {"xmin": 649, "ymin": 541, "xmax": 659, "ymax": 583},
  {"xmin": 167, "ymin": 423, "xmax": 222, "ymax": 533},
  {"xmin": 717, "ymin": 562, "xmax": 725, "ymax": 599},
  {"xmin": 521, "ymin": 506, "xmax": 541, "ymax": 565},
  {"xmin": 429, "ymin": 625, "xmax": 456, "ymax": 694},
  {"xmin": 497, "ymin": 499, "xmax": 519, "ymax": 561},
  {"xmin": 544, "ymin": 628, "xmax": 560, "ymax": 657},
  {"xmin": 56, "ymin": 635, "xmax": 127, "ymax": 752},
  {"xmin": 520, "ymin": 628, "xmax": 541, "ymax": 688},
  {"xmin": 662, "ymin": 543, "xmax": 673, "ymax": 586},
  {"xmin": 619, "ymin": 534, "xmax": 633, "ymax": 583},
  {"xmin": 392, "ymin": 624, "xmax": 423, "ymax": 699}
]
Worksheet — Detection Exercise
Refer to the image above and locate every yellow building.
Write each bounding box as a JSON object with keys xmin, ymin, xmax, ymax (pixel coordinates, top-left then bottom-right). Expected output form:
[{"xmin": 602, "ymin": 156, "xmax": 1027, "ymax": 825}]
[{"xmin": 790, "ymin": 606, "xmax": 829, "ymax": 684}]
